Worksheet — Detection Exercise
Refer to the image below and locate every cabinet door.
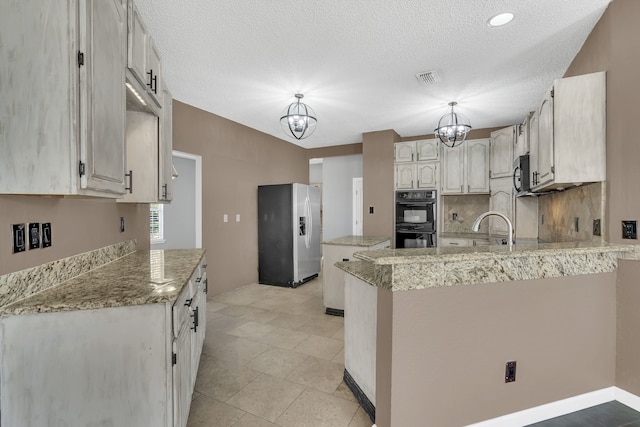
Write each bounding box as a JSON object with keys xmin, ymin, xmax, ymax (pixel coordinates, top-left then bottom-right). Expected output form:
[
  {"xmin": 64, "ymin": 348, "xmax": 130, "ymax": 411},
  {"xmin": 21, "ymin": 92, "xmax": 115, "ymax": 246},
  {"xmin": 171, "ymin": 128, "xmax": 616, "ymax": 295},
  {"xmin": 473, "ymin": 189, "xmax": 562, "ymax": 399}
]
[
  {"xmin": 79, "ymin": 0, "xmax": 127, "ymax": 195},
  {"xmin": 416, "ymin": 162, "xmax": 439, "ymax": 189},
  {"xmin": 147, "ymin": 39, "xmax": 163, "ymax": 107},
  {"xmin": 536, "ymin": 87, "xmax": 555, "ymax": 187},
  {"xmin": 489, "ymin": 177, "xmax": 513, "ymax": 236},
  {"xmin": 395, "ymin": 164, "xmax": 417, "ymax": 189},
  {"xmin": 490, "ymin": 126, "xmax": 514, "ymax": 178},
  {"xmin": 441, "ymin": 145, "xmax": 464, "ymax": 194},
  {"xmin": 159, "ymin": 84, "xmax": 173, "ymax": 202},
  {"xmin": 394, "ymin": 142, "xmax": 416, "ymax": 163},
  {"xmin": 466, "ymin": 139, "xmax": 490, "ymax": 193},
  {"xmin": 173, "ymin": 322, "xmax": 192, "ymax": 427},
  {"xmin": 416, "ymin": 139, "xmax": 439, "ymax": 161},
  {"xmin": 529, "ymin": 109, "xmax": 540, "ymax": 187},
  {"xmin": 127, "ymin": 0, "xmax": 147, "ymax": 87},
  {"xmin": 439, "ymin": 238, "xmax": 472, "ymax": 247},
  {"xmin": 514, "ymin": 113, "xmax": 531, "ymax": 159}
]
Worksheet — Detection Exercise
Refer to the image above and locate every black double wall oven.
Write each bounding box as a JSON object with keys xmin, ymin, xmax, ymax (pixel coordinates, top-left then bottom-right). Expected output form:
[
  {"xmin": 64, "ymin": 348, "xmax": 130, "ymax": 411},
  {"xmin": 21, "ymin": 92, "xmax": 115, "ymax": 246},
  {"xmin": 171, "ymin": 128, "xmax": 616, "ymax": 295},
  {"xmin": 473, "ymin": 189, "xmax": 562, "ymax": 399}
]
[{"xmin": 395, "ymin": 190, "xmax": 437, "ymax": 248}]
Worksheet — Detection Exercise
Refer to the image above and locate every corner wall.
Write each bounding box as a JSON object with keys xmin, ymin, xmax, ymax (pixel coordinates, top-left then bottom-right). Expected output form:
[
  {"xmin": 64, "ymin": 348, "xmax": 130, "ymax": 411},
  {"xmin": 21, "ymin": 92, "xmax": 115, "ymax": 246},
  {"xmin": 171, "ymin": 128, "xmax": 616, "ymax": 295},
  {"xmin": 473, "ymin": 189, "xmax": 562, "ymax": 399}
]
[
  {"xmin": 562, "ymin": 0, "xmax": 640, "ymax": 397},
  {"xmin": 172, "ymin": 101, "xmax": 309, "ymax": 295}
]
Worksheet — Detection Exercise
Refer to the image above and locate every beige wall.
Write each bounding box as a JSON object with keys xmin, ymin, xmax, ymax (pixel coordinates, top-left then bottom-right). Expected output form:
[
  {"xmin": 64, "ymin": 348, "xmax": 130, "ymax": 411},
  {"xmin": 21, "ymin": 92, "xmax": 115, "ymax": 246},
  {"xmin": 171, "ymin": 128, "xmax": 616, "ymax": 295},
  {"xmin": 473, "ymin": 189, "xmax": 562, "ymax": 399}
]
[
  {"xmin": 172, "ymin": 101, "xmax": 309, "ymax": 295},
  {"xmin": 376, "ymin": 273, "xmax": 617, "ymax": 427},
  {"xmin": 0, "ymin": 196, "xmax": 149, "ymax": 275},
  {"xmin": 562, "ymin": 0, "xmax": 640, "ymax": 397},
  {"xmin": 362, "ymin": 130, "xmax": 399, "ymax": 239}
]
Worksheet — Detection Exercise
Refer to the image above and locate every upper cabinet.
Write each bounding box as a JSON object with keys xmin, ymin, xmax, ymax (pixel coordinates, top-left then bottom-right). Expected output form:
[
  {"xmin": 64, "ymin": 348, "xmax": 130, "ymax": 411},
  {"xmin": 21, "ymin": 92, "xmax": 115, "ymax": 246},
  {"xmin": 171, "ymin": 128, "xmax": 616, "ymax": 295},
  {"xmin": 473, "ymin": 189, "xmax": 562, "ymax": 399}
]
[
  {"xmin": 0, "ymin": 0, "xmax": 127, "ymax": 197},
  {"xmin": 442, "ymin": 139, "xmax": 490, "ymax": 194},
  {"xmin": 394, "ymin": 139, "xmax": 439, "ymax": 163},
  {"xmin": 119, "ymin": 84, "xmax": 173, "ymax": 204},
  {"xmin": 394, "ymin": 139, "xmax": 440, "ymax": 190},
  {"xmin": 127, "ymin": 0, "xmax": 162, "ymax": 107},
  {"xmin": 514, "ymin": 112, "xmax": 532, "ymax": 160},
  {"xmin": 530, "ymin": 71, "xmax": 606, "ymax": 191},
  {"xmin": 490, "ymin": 126, "xmax": 515, "ymax": 179}
]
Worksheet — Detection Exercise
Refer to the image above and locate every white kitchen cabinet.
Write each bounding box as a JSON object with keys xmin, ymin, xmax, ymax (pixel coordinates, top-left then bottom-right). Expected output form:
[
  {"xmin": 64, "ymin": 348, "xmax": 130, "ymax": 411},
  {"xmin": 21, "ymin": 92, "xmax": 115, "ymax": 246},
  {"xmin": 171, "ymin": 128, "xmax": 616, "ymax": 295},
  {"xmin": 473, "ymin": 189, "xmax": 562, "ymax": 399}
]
[
  {"xmin": 416, "ymin": 162, "xmax": 439, "ymax": 189},
  {"xmin": 442, "ymin": 139, "xmax": 490, "ymax": 194},
  {"xmin": 530, "ymin": 71, "xmax": 606, "ymax": 191},
  {"xmin": 159, "ymin": 83, "xmax": 174, "ymax": 202},
  {"xmin": 394, "ymin": 139, "xmax": 439, "ymax": 163},
  {"xmin": 0, "ymin": 255, "xmax": 207, "ymax": 427},
  {"xmin": 127, "ymin": 0, "xmax": 148, "ymax": 87},
  {"xmin": 528, "ymin": 109, "xmax": 540, "ymax": 189},
  {"xmin": 0, "ymin": 0, "xmax": 127, "ymax": 197},
  {"xmin": 489, "ymin": 177, "xmax": 514, "ymax": 236},
  {"xmin": 146, "ymin": 38, "xmax": 163, "ymax": 107},
  {"xmin": 395, "ymin": 162, "xmax": 439, "ymax": 190},
  {"xmin": 514, "ymin": 112, "xmax": 532, "ymax": 160},
  {"xmin": 490, "ymin": 126, "xmax": 515, "ymax": 179},
  {"xmin": 119, "ymin": 85, "xmax": 173, "ymax": 203}
]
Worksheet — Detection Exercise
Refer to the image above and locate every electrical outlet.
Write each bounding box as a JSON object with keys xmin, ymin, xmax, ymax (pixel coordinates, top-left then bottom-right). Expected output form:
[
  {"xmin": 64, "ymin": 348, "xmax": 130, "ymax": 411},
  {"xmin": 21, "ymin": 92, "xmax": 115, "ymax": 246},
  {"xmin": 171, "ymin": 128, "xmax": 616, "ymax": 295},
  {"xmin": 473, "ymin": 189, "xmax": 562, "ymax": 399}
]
[
  {"xmin": 593, "ymin": 219, "xmax": 601, "ymax": 236},
  {"xmin": 41, "ymin": 223, "xmax": 52, "ymax": 248},
  {"xmin": 505, "ymin": 361, "xmax": 517, "ymax": 383},
  {"xmin": 120, "ymin": 217, "xmax": 125, "ymax": 233},
  {"xmin": 28, "ymin": 223, "xmax": 40, "ymax": 249},
  {"xmin": 12, "ymin": 224, "xmax": 26, "ymax": 253},
  {"xmin": 369, "ymin": 206, "xmax": 374, "ymax": 214},
  {"xmin": 236, "ymin": 214, "xmax": 240, "ymax": 222},
  {"xmin": 452, "ymin": 212, "xmax": 458, "ymax": 220},
  {"xmin": 622, "ymin": 220, "xmax": 637, "ymax": 239},
  {"xmin": 223, "ymin": 214, "xmax": 228, "ymax": 223},
  {"xmin": 574, "ymin": 217, "xmax": 579, "ymax": 233}
]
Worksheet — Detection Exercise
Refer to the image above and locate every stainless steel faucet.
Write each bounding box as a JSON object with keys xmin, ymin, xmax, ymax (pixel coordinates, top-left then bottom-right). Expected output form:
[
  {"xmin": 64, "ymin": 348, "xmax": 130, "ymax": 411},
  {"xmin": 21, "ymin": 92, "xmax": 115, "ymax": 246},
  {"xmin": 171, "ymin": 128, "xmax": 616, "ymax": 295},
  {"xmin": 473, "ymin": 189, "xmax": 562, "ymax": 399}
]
[{"xmin": 472, "ymin": 211, "xmax": 514, "ymax": 247}]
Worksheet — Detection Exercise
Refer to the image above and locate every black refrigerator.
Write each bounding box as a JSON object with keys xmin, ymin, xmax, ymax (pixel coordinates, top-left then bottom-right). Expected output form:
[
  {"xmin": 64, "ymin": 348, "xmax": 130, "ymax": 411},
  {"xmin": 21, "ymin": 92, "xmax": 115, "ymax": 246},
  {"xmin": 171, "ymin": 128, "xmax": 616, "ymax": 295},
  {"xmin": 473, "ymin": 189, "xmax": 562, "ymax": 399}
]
[{"xmin": 258, "ymin": 183, "xmax": 321, "ymax": 287}]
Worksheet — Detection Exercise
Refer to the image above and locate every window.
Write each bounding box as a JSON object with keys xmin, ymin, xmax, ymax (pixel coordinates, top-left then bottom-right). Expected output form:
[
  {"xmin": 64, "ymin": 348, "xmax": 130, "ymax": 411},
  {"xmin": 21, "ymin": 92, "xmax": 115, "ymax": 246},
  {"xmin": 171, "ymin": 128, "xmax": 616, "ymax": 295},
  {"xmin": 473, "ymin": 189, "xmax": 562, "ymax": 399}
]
[{"xmin": 150, "ymin": 203, "xmax": 165, "ymax": 243}]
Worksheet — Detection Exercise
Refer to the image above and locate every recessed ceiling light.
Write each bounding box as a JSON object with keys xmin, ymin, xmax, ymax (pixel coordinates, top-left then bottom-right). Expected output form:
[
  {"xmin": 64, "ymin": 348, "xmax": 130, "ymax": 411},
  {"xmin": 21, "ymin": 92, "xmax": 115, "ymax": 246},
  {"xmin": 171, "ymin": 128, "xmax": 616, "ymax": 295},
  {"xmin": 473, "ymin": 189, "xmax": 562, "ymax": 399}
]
[{"xmin": 487, "ymin": 12, "xmax": 514, "ymax": 27}]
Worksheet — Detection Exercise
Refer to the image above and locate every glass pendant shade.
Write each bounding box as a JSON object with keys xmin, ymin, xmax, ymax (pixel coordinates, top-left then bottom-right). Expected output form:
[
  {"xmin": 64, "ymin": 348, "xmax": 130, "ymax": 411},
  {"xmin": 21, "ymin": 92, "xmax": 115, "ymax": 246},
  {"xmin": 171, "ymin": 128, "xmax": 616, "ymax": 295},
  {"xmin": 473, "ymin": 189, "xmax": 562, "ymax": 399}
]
[
  {"xmin": 280, "ymin": 94, "xmax": 317, "ymax": 140},
  {"xmin": 434, "ymin": 102, "xmax": 472, "ymax": 148}
]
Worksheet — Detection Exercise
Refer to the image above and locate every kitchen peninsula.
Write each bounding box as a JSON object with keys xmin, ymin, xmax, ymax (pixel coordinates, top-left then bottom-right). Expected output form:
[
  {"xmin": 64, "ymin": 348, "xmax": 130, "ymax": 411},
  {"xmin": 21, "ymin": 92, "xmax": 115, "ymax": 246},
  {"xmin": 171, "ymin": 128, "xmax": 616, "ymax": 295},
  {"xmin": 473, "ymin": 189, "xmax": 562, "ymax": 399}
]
[{"xmin": 338, "ymin": 242, "xmax": 638, "ymax": 427}]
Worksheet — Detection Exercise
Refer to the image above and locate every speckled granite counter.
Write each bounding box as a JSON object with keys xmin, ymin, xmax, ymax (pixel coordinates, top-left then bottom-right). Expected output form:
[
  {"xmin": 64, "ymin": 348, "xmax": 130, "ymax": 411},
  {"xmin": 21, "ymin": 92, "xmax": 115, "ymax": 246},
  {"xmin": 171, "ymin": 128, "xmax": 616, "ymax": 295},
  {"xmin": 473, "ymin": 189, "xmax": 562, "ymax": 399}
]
[
  {"xmin": 336, "ymin": 241, "xmax": 638, "ymax": 291},
  {"xmin": 322, "ymin": 235, "xmax": 390, "ymax": 247},
  {"xmin": 0, "ymin": 249, "xmax": 206, "ymax": 316}
]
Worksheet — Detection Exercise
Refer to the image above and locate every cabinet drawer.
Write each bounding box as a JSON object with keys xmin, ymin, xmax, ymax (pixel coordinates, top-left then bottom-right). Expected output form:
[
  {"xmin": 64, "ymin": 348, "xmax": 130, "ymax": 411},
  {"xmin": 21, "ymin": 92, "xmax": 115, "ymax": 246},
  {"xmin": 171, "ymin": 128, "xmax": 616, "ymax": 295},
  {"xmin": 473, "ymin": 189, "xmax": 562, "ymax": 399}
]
[{"xmin": 173, "ymin": 281, "xmax": 194, "ymax": 338}]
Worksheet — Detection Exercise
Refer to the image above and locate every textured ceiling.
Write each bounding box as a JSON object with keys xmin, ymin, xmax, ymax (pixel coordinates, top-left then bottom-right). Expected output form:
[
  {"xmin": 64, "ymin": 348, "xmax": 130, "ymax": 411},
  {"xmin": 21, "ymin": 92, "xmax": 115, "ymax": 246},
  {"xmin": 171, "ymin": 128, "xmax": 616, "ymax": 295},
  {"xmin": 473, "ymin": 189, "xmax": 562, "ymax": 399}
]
[{"xmin": 135, "ymin": 0, "xmax": 611, "ymax": 148}]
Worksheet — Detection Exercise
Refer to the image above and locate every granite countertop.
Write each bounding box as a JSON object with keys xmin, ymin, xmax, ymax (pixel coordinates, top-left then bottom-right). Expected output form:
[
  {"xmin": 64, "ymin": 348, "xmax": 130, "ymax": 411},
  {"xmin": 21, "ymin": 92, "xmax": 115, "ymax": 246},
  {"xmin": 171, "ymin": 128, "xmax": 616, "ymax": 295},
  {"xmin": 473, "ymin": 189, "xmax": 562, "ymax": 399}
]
[
  {"xmin": 322, "ymin": 235, "xmax": 390, "ymax": 247},
  {"xmin": 0, "ymin": 249, "xmax": 206, "ymax": 316},
  {"xmin": 336, "ymin": 241, "xmax": 638, "ymax": 292}
]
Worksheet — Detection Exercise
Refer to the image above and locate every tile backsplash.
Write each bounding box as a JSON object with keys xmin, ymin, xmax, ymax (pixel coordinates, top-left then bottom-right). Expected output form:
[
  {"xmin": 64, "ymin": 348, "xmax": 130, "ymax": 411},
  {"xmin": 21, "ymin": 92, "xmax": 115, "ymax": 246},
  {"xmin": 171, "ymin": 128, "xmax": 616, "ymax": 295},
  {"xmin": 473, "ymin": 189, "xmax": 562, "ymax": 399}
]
[
  {"xmin": 537, "ymin": 182, "xmax": 605, "ymax": 243},
  {"xmin": 442, "ymin": 194, "xmax": 490, "ymax": 233}
]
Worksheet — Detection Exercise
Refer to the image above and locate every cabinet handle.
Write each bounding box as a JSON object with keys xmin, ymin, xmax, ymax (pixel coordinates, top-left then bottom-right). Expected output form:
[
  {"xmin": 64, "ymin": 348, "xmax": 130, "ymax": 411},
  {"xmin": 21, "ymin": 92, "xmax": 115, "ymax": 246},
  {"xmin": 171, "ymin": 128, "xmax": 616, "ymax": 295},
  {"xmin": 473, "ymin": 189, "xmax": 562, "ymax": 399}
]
[
  {"xmin": 411, "ymin": 180, "xmax": 414, "ymax": 188},
  {"xmin": 204, "ymin": 278, "xmax": 208, "ymax": 294},
  {"xmin": 467, "ymin": 185, "xmax": 470, "ymax": 192},
  {"xmin": 195, "ymin": 277, "xmax": 202, "ymax": 283},
  {"xmin": 191, "ymin": 306, "xmax": 199, "ymax": 332},
  {"xmin": 450, "ymin": 242, "xmax": 459, "ymax": 245},
  {"xmin": 460, "ymin": 185, "xmax": 463, "ymax": 193},
  {"xmin": 125, "ymin": 170, "xmax": 133, "ymax": 194},
  {"xmin": 202, "ymin": 264, "xmax": 207, "ymax": 269},
  {"xmin": 417, "ymin": 180, "xmax": 420, "ymax": 188},
  {"xmin": 184, "ymin": 298, "xmax": 192, "ymax": 307},
  {"xmin": 162, "ymin": 183, "xmax": 168, "ymax": 199},
  {"xmin": 147, "ymin": 70, "xmax": 157, "ymax": 94}
]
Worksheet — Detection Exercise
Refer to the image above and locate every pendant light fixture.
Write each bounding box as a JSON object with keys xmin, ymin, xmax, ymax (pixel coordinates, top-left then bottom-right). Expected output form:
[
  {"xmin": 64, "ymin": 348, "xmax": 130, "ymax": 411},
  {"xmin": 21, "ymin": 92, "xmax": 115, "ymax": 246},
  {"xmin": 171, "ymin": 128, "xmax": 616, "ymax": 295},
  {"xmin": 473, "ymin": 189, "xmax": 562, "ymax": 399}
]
[
  {"xmin": 280, "ymin": 93, "xmax": 317, "ymax": 140},
  {"xmin": 434, "ymin": 102, "xmax": 472, "ymax": 148}
]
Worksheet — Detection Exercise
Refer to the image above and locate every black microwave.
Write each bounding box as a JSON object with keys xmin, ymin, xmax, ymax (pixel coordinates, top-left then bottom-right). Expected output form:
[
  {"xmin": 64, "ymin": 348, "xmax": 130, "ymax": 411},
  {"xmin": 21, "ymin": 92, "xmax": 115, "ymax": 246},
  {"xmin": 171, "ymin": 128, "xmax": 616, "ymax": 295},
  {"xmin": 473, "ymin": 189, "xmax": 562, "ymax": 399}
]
[{"xmin": 513, "ymin": 154, "xmax": 531, "ymax": 196}]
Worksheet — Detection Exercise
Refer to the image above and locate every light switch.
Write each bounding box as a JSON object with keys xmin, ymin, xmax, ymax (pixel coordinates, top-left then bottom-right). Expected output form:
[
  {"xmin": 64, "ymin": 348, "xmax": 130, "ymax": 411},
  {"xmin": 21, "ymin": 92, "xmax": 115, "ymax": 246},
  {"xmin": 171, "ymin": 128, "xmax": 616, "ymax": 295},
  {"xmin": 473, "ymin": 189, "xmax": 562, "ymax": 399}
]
[
  {"xmin": 223, "ymin": 214, "xmax": 228, "ymax": 223},
  {"xmin": 236, "ymin": 214, "xmax": 240, "ymax": 222},
  {"xmin": 12, "ymin": 224, "xmax": 26, "ymax": 253},
  {"xmin": 41, "ymin": 223, "xmax": 52, "ymax": 248}
]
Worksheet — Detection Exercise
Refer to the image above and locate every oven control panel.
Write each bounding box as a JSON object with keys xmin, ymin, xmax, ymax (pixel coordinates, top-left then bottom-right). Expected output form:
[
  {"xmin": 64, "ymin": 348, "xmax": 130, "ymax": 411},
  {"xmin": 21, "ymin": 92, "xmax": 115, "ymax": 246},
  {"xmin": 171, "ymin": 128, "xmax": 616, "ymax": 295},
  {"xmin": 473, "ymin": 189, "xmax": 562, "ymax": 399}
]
[{"xmin": 396, "ymin": 190, "xmax": 436, "ymax": 201}]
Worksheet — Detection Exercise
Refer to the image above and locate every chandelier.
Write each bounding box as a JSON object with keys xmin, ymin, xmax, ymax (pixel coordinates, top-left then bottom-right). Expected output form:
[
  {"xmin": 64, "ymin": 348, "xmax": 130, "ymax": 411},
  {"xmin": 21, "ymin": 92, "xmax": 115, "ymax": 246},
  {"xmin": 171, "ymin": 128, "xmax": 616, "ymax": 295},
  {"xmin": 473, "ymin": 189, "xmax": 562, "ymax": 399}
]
[
  {"xmin": 280, "ymin": 94, "xmax": 317, "ymax": 140},
  {"xmin": 434, "ymin": 102, "xmax": 472, "ymax": 148}
]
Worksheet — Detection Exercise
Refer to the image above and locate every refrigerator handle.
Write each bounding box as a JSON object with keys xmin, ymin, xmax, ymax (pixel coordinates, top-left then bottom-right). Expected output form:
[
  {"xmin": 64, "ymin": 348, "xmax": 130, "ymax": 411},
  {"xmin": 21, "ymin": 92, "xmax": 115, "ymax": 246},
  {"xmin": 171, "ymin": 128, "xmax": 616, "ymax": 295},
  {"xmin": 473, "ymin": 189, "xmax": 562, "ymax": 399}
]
[{"xmin": 305, "ymin": 196, "xmax": 312, "ymax": 249}]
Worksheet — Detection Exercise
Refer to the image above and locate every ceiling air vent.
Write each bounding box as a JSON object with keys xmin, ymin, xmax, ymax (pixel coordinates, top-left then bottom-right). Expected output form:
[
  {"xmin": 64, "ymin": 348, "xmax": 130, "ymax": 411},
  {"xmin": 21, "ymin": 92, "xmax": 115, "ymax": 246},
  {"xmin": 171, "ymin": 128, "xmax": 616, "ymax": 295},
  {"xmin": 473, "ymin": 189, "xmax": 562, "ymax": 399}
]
[{"xmin": 415, "ymin": 70, "xmax": 437, "ymax": 86}]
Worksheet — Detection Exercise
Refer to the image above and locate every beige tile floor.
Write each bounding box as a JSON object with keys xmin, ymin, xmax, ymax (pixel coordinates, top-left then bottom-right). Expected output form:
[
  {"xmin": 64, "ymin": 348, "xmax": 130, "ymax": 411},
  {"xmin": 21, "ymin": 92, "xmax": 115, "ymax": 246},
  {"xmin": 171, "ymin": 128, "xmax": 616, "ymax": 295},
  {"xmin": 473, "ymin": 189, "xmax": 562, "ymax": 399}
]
[{"xmin": 187, "ymin": 276, "xmax": 373, "ymax": 427}]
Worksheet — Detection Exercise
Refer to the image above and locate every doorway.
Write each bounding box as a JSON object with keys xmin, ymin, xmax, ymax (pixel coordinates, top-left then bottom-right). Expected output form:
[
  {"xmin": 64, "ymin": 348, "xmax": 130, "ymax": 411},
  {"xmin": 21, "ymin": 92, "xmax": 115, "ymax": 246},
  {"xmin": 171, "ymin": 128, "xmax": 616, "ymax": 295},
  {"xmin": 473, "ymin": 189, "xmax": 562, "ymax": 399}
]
[{"xmin": 152, "ymin": 150, "xmax": 202, "ymax": 249}]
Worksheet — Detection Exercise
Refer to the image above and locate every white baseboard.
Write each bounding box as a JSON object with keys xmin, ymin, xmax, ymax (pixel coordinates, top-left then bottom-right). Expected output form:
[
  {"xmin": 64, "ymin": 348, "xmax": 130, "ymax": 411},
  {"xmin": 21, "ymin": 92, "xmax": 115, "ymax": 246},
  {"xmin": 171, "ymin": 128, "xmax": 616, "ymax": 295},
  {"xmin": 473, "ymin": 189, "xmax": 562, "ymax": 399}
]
[{"xmin": 465, "ymin": 386, "xmax": 640, "ymax": 427}]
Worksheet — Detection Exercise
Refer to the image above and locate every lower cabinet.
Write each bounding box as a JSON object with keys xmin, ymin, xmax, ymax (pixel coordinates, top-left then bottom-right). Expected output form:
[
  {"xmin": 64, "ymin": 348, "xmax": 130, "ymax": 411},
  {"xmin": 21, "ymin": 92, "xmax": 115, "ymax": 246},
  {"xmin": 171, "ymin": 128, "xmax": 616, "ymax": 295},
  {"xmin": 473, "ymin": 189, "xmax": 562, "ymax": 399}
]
[
  {"xmin": 439, "ymin": 237, "xmax": 490, "ymax": 247},
  {"xmin": 0, "ymin": 256, "xmax": 207, "ymax": 427}
]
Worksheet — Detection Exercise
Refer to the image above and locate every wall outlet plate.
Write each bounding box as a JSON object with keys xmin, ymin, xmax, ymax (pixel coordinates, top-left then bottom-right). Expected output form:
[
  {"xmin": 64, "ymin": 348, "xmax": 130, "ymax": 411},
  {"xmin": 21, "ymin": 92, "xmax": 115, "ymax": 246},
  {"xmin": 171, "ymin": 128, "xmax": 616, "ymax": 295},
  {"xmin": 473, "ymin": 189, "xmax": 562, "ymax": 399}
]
[
  {"xmin": 505, "ymin": 361, "xmax": 517, "ymax": 383},
  {"xmin": 120, "ymin": 217, "xmax": 125, "ymax": 233},
  {"xmin": 593, "ymin": 219, "xmax": 601, "ymax": 236},
  {"xmin": 622, "ymin": 220, "xmax": 637, "ymax": 239},
  {"xmin": 41, "ymin": 223, "xmax": 52, "ymax": 247},
  {"xmin": 28, "ymin": 223, "xmax": 40, "ymax": 249},
  {"xmin": 12, "ymin": 223, "xmax": 26, "ymax": 253}
]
